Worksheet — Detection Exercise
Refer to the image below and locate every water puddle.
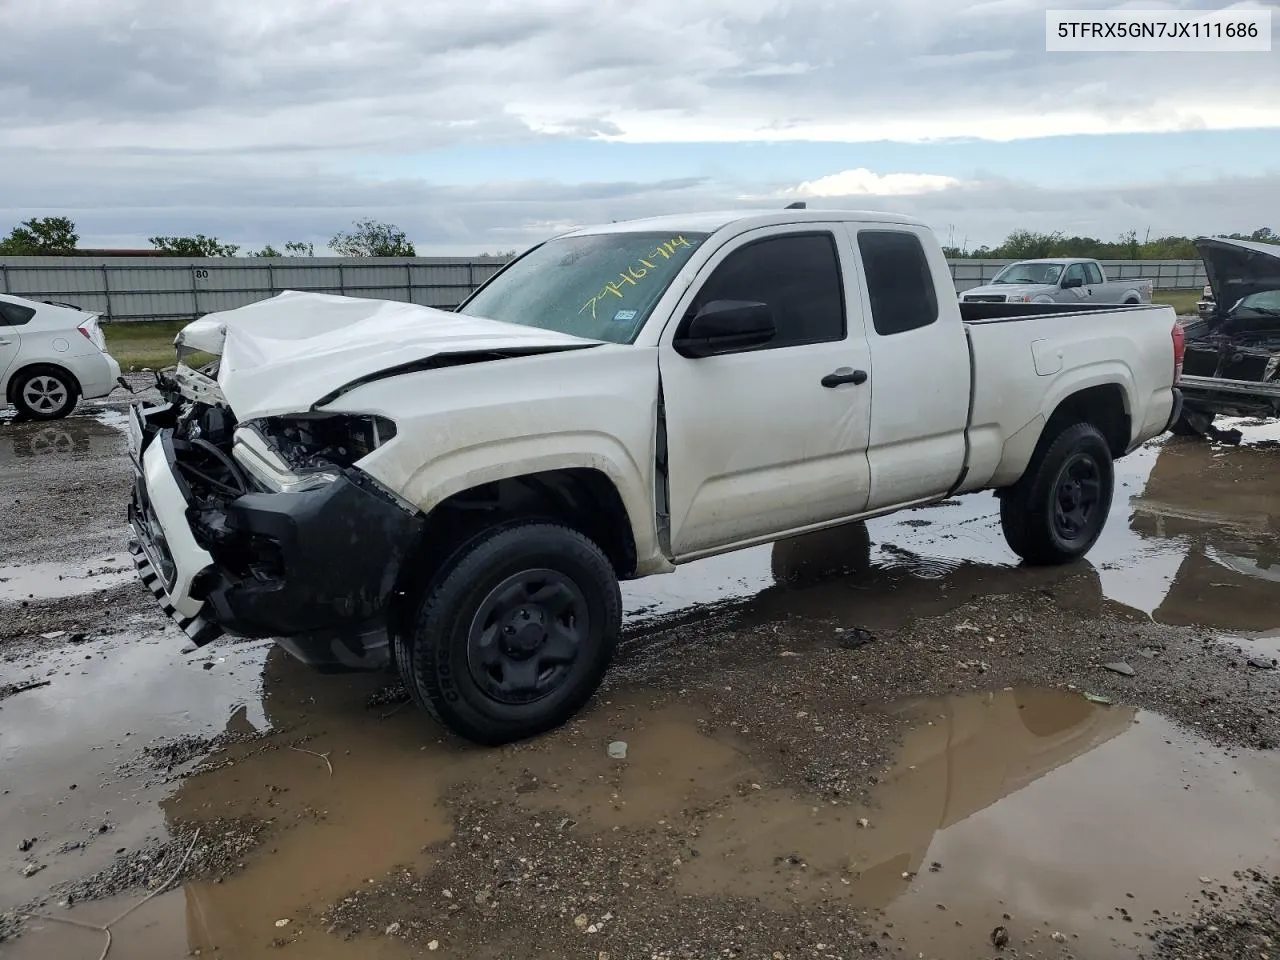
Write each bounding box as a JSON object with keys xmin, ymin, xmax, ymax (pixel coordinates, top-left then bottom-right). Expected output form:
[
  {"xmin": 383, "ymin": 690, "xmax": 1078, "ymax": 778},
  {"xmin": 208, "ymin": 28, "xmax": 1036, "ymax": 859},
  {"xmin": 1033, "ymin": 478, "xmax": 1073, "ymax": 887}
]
[
  {"xmin": 14, "ymin": 683, "xmax": 1278, "ymax": 959},
  {"xmin": 0, "ymin": 555, "xmax": 136, "ymax": 603},
  {"xmin": 0, "ymin": 634, "xmax": 270, "ymax": 914},
  {"xmin": 871, "ymin": 690, "xmax": 1280, "ymax": 957}
]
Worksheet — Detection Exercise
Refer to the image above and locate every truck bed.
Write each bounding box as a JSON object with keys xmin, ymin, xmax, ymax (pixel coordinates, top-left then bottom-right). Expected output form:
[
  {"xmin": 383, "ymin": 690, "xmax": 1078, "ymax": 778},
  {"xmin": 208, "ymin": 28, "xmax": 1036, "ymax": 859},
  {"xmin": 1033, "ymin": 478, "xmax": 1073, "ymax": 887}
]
[{"xmin": 956, "ymin": 299, "xmax": 1180, "ymax": 493}]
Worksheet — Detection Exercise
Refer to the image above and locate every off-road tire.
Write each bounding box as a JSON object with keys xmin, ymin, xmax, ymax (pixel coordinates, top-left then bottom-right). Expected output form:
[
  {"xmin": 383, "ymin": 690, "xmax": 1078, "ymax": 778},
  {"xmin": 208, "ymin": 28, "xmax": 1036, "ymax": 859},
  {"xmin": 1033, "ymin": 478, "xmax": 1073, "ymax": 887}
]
[
  {"xmin": 1000, "ymin": 422, "xmax": 1114, "ymax": 566},
  {"xmin": 12, "ymin": 365, "xmax": 80, "ymax": 421},
  {"xmin": 402, "ymin": 522, "xmax": 620, "ymax": 745}
]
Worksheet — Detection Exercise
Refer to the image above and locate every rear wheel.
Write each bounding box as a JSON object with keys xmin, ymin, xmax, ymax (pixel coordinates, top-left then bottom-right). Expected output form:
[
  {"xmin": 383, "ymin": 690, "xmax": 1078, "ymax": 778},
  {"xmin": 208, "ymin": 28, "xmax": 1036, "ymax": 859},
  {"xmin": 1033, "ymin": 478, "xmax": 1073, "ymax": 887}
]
[
  {"xmin": 1000, "ymin": 422, "xmax": 1114, "ymax": 565},
  {"xmin": 401, "ymin": 522, "xmax": 620, "ymax": 745},
  {"xmin": 12, "ymin": 366, "xmax": 79, "ymax": 420}
]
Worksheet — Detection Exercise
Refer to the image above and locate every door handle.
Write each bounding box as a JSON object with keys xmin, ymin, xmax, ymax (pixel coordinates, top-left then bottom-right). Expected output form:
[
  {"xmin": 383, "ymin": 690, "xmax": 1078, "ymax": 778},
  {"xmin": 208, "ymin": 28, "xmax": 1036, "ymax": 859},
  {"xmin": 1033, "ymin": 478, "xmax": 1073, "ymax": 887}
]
[
  {"xmin": 0, "ymin": 338, "xmax": 11, "ymax": 345},
  {"xmin": 821, "ymin": 368, "xmax": 868, "ymax": 388}
]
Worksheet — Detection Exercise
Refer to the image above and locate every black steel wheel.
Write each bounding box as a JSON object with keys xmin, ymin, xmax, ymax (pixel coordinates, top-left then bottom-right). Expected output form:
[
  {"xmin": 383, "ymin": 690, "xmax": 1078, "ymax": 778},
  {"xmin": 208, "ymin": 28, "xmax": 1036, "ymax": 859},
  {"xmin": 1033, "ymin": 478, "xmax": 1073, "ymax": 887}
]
[
  {"xmin": 1051, "ymin": 452, "xmax": 1104, "ymax": 548},
  {"xmin": 403, "ymin": 522, "xmax": 620, "ymax": 745},
  {"xmin": 1000, "ymin": 422, "xmax": 1114, "ymax": 565},
  {"xmin": 466, "ymin": 569, "xmax": 589, "ymax": 705}
]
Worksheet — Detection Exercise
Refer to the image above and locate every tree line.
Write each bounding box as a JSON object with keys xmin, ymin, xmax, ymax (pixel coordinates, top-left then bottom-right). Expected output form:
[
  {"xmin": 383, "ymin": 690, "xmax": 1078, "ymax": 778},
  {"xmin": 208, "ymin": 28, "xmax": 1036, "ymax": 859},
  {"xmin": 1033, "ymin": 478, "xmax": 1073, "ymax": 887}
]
[
  {"xmin": 1, "ymin": 215, "xmax": 1274, "ymax": 261},
  {"xmin": 941, "ymin": 227, "xmax": 1277, "ymax": 260},
  {"xmin": 0, "ymin": 217, "xmax": 425, "ymax": 258}
]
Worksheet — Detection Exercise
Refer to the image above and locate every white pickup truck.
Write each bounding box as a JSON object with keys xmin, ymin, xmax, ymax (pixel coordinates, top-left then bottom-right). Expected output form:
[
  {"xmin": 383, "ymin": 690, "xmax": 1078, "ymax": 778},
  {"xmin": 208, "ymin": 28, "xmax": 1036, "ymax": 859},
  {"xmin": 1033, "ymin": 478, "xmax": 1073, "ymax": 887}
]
[
  {"xmin": 127, "ymin": 209, "xmax": 1184, "ymax": 744},
  {"xmin": 960, "ymin": 257, "xmax": 1154, "ymax": 306}
]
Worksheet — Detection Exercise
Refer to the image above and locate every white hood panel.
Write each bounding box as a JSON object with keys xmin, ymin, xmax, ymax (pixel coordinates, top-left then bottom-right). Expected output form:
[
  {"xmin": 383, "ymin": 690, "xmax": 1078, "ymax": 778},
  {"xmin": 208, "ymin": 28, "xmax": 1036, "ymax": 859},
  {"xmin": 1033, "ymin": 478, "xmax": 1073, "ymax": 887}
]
[{"xmin": 176, "ymin": 291, "xmax": 598, "ymax": 419}]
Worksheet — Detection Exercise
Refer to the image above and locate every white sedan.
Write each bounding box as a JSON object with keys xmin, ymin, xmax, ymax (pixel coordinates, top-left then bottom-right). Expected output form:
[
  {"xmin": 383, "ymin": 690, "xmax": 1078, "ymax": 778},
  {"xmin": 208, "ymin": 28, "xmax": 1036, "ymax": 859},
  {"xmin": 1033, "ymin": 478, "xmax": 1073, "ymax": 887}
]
[{"xmin": 0, "ymin": 293, "xmax": 125, "ymax": 420}]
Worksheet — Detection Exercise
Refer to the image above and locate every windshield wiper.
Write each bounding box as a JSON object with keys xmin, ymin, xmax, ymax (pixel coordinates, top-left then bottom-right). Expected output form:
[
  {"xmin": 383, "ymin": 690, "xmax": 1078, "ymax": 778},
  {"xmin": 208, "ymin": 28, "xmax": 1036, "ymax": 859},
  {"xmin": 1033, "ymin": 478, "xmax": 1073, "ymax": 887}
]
[{"xmin": 1237, "ymin": 306, "xmax": 1280, "ymax": 318}]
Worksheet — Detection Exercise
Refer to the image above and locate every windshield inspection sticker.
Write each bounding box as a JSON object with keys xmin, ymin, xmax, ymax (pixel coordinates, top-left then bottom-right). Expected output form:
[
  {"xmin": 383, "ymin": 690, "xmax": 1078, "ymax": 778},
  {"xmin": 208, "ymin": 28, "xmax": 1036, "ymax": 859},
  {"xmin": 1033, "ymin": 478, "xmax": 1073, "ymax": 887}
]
[{"xmin": 612, "ymin": 309, "xmax": 638, "ymax": 322}]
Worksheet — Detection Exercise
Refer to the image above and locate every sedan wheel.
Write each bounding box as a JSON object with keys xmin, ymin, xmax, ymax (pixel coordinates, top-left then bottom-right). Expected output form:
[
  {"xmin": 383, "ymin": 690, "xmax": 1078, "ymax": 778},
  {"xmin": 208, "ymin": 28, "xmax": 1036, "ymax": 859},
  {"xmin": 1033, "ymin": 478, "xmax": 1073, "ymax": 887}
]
[{"xmin": 14, "ymin": 369, "xmax": 79, "ymax": 420}]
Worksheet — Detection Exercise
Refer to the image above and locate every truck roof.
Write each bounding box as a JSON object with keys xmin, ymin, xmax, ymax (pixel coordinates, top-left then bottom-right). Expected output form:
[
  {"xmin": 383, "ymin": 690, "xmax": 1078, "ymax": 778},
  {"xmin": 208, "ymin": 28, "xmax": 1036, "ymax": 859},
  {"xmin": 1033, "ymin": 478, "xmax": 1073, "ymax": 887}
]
[{"xmin": 561, "ymin": 208, "xmax": 929, "ymax": 239}]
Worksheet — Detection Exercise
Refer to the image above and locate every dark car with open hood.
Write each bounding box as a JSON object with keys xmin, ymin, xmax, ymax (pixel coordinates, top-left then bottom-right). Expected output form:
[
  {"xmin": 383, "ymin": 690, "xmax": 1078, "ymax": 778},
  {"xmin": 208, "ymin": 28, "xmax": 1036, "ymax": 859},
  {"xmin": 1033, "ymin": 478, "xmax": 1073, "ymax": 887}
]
[{"xmin": 1172, "ymin": 237, "xmax": 1280, "ymax": 440}]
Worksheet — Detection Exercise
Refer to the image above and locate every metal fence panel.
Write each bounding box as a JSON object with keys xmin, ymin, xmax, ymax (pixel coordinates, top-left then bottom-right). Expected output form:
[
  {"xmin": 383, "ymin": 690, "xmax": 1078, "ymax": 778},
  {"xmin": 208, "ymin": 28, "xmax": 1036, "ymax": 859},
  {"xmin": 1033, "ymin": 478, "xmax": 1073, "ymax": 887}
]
[{"xmin": 0, "ymin": 254, "xmax": 1205, "ymax": 322}]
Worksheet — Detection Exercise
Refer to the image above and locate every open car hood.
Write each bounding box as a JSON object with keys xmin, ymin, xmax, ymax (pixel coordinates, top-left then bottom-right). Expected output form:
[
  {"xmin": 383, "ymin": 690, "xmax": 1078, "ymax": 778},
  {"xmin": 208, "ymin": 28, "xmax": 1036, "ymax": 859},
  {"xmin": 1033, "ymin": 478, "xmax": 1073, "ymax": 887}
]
[
  {"xmin": 174, "ymin": 291, "xmax": 600, "ymax": 419},
  {"xmin": 1194, "ymin": 236, "xmax": 1280, "ymax": 324}
]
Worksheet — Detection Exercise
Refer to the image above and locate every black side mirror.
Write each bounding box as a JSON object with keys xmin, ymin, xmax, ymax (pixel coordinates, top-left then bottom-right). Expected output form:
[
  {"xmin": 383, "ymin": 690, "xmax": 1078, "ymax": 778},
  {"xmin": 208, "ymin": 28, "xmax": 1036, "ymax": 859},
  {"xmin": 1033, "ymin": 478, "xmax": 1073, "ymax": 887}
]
[
  {"xmin": 1062, "ymin": 276, "xmax": 1084, "ymax": 289},
  {"xmin": 673, "ymin": 300, "xmax": 776, "ymax": 358}
]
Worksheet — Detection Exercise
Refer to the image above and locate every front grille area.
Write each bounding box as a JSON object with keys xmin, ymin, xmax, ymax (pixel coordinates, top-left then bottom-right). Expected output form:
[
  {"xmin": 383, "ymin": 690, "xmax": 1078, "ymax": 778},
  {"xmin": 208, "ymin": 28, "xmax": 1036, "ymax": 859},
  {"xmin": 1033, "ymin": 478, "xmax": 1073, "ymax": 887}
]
[{"xmin": 963, "ymin": 295, "xmax": 1006, "ymax": 303}]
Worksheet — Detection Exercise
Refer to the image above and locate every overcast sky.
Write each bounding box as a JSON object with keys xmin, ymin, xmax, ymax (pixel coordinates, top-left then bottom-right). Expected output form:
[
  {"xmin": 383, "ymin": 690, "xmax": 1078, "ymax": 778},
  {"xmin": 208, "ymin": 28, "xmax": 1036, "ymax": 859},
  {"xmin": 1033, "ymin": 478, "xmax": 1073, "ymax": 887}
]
[{"xmin": 1, "ymin": 0, "xmax": 1277, "ymax": 253}]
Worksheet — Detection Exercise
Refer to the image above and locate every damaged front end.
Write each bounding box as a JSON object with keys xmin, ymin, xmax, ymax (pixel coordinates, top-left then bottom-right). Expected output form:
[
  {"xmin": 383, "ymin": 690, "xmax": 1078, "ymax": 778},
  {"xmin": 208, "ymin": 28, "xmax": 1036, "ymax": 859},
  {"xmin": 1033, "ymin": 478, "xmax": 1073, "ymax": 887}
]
[
  {"xmin": 1177, "ymin": 238, "xmax": 1280, "ymax": 435},
  {"xmin": 128, "ymin": 362, "xmax": 423, "ymax": 672}
]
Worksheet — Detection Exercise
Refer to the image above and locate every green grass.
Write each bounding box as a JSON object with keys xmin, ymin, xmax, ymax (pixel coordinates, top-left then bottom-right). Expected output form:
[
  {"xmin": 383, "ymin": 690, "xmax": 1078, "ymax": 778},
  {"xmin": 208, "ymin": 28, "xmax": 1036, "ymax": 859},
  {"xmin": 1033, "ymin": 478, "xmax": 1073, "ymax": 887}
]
[
  {"xmin": 103, "ymin": 320, "xmax": 194, "ymax": 372},
  {"xmin": 1152, "ymin": 289, "xmax": 1202, "ymax": 316}
]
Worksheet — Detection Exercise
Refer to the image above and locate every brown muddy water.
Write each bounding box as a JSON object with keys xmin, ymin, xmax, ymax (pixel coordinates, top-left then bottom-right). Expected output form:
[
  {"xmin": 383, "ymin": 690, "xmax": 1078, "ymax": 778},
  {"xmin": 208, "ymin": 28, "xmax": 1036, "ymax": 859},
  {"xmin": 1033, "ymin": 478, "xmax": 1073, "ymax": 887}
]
[{"xmin": 3, "ymin": 412, "xmax": 1280, "ymax": 958}]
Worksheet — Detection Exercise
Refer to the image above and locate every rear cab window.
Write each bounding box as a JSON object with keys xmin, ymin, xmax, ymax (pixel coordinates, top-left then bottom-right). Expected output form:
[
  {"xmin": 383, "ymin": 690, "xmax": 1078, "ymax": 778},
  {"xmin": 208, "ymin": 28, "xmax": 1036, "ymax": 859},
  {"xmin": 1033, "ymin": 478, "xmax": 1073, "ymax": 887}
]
[
  {"xmin": 1084, "ymin": 262, "xmax": 1104, "ymax": 285},
  {"xmin": 855, "ymin": 230, "xmax": 939, "ymax": 336}
]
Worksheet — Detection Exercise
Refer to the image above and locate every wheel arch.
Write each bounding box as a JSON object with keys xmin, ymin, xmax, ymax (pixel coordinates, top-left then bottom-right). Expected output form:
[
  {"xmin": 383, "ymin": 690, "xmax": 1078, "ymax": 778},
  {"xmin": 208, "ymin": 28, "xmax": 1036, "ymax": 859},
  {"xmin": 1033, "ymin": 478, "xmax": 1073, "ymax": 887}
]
[
  {"xmin": 387, "ymin": 467, "xmax": 639, "ymax": 653},
  {"xmin": 989, "ymin": 379, "xmax": 1132, "ymax": 489}
]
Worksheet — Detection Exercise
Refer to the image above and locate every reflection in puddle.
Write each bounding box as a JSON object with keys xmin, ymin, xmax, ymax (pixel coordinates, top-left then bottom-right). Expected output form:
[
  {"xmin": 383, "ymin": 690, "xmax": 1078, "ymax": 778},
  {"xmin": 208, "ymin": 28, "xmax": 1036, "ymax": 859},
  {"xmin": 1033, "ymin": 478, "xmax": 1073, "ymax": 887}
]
[
  {"xmin": 1, "ymin": 416, "xmax": 119, "ymax": 459},
  {"xmin": 875, "ymin": 692, "xmax": 1280, "ymax": 957},
  {"xmin": 626, "ymin": 423, "xmax": 1280, "ymax": 642}
]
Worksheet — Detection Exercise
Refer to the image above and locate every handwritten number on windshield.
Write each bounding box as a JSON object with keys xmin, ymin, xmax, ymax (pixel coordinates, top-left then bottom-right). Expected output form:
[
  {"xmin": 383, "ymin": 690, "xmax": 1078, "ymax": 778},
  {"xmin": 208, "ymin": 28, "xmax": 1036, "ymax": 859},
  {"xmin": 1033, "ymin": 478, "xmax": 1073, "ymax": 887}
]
[{"xmin": 579, "ymin": 236, "xmax": 693, "ymax": 319}]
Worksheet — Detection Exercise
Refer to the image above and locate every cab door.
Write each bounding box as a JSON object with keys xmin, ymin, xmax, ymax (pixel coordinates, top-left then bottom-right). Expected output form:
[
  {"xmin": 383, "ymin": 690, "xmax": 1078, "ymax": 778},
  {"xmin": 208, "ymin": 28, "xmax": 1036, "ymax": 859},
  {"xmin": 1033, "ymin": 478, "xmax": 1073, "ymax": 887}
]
[
  {"xmin": 847, "ymin": 225, "xmax": 970, "ymax": 511},
  {"xmin": 658, "ymin": 226, "xmax": 874, "ymax": 559}
]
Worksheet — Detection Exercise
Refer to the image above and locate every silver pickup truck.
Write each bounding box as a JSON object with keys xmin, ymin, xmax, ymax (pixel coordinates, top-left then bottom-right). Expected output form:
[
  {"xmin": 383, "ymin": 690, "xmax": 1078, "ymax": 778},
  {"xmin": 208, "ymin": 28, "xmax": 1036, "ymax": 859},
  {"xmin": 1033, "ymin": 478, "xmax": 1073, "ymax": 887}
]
[{"xmin": 961, "ymin": 258, "xmax": 1154, "ymax": 306}]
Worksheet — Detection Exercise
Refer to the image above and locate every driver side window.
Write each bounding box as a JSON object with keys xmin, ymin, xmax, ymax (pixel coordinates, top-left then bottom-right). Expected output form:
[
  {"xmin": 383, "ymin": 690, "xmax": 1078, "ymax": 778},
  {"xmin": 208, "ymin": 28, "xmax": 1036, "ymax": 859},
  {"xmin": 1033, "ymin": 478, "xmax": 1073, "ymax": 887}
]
[
  {"xmin": 688, "ymin": 232, "xmax": 846, "ymax": 350},
  {"xmin": 1064, "ymin": 263, "xmax": 1087, "ymax": 286}
]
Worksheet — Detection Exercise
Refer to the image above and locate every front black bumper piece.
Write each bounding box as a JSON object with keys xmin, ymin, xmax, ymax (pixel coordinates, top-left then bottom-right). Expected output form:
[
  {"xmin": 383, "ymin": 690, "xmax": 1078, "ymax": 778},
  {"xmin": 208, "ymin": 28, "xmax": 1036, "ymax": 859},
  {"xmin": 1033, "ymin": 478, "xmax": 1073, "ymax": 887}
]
[{"xmin": 201, "ymin": 472, "xmax": 426, "ymax": 672}]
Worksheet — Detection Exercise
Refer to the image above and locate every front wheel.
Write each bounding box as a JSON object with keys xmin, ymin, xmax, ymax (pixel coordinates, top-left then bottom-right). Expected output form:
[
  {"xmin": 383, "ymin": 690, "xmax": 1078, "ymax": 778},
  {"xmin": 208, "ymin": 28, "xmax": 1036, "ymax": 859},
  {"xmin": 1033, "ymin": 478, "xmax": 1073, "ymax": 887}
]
[
  {"xmin": 1000, "ymin": 422, "xmax": 1114, "ymax": 565},
  {"xmin": 401, "ymin": 522, "xmax": 621, "ymax": 745}
]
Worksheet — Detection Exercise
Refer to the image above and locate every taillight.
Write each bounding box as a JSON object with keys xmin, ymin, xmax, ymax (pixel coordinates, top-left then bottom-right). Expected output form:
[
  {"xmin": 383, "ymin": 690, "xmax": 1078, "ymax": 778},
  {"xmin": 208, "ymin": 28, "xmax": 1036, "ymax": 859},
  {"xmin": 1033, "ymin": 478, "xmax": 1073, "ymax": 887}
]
[
  {"xmin": 1171, "ymin": 322, "xmax": 1185, "ymax": 384},
  {"xmin": 77, "ymin": 323, "xmax": 93, "ymax": 342}
]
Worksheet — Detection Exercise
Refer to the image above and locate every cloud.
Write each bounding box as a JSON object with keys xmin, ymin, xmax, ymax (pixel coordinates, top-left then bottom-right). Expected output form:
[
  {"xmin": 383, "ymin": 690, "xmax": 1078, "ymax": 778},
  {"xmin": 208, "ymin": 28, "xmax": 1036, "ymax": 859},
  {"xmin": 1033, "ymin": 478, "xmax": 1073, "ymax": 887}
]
[
  {"xmin": 1, "ymin": 0, "xmax": 1276, "ymax": 159},
  {"xmin": 786, "ymin": 168, "xmax": 969, "ymax": 197},
  {"xmin": 0, "ymin": 0, "xmax": 1276, "ymax": 252},
  {"xmin": 4, "ymin": 142, "xmax": 1276, "ymax": 254}
]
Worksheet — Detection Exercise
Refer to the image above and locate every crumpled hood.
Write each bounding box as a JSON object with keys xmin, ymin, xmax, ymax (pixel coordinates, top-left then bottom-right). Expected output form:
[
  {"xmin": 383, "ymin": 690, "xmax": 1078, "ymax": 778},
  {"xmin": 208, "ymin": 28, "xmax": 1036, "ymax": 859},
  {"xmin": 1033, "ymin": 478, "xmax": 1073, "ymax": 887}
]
[
  {"xmin": 175, "ymin": 290, "xmax": 600, "ymax": 418},
  {"xmin": 962, "ymin": 283, "xmax": 1052, "ymax": 299},
  {"xmin": 1194, "ymin": 236, "xmax": 1280, "ymax": 323}
]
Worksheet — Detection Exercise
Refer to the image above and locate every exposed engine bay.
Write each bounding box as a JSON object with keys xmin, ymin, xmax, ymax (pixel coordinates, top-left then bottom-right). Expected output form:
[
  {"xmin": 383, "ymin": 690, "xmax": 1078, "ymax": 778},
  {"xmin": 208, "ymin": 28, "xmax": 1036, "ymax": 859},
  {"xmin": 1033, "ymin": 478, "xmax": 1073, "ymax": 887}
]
[
  {"xmin": 1181, "ymin": 319, "xmax": 1280, "ymax": 387},
  {"xmin": 145, "ymin": 363, "xmax": 397, "ymax": 556},
  {"xmin": 1175, "ymin": 237, "xmax": 1280, "ymax": 442}
]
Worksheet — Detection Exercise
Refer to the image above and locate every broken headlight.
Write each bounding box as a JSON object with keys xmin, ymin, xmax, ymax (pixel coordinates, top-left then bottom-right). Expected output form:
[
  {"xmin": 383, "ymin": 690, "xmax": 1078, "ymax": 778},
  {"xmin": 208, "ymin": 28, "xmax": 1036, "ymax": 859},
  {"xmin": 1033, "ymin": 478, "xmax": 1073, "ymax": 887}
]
[{"xmin": 232, "ymin": 414, "xmax": 397, "ymax": 493}]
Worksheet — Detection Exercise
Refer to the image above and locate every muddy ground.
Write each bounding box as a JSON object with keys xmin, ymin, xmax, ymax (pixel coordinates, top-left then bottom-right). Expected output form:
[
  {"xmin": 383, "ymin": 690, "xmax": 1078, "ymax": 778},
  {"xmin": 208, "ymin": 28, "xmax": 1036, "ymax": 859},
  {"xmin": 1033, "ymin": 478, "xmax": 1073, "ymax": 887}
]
[{"xmin": 2, "ymin": 382, "xmax": 1280, "ymax": 960}]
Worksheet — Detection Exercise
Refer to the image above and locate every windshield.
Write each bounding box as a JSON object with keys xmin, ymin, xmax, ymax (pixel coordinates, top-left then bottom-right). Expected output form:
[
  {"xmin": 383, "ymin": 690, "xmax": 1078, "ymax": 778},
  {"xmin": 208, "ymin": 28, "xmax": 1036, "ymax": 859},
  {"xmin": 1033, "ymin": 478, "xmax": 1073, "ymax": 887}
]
[
  {"xmin": 459, "ymin": 231, "xmax": 708, "ymax": 344},
  {"xmin": 1229, "ymin": 289, "xmax": 1280, "ymax": 317},
  {"xmin": 992, "ymin": 262, "xmax": 1064, "ymax": 285}
]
